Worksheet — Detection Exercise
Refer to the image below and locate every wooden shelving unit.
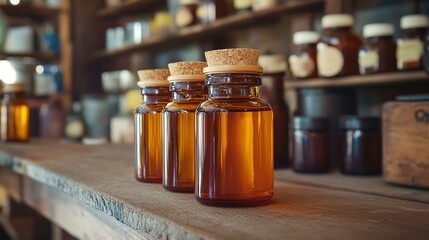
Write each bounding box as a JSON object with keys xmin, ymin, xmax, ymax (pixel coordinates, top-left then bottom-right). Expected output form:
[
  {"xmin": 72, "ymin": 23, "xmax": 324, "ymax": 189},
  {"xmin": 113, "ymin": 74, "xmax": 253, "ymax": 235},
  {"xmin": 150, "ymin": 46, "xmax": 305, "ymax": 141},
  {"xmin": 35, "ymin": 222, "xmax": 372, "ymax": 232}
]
[
  {"xmin": 285, "ymin": 71, "xmax": 429, "ymax": 89},
  {"xmin": 0, "ymin": 4, "xmax": 59, "ymax": 20},
  {"xmin": 96, "ymin": 0, "xmax": 165, "ymax": 18},
  {"xmin": 0, "ymin": 51, "xmax": 59, "ymax": 62},
  {"xmin": 93, "ymin": 0, "xmax": 324, "ymax": 59}
]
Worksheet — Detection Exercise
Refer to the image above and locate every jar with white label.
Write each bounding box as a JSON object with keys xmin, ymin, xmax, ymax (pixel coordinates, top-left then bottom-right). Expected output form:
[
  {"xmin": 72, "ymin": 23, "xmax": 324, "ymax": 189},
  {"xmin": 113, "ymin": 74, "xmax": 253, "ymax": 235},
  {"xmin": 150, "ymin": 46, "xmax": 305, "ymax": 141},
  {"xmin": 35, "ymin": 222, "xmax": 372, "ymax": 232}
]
[
  {"xmin": 359, "ymin": 23, "xmax": 397, "ymax": 75},
  {"xmin": 175, "ymin": 0, "xmax": 198, "ymax": 28},
  {"xmin": 317, "ymin": 14, "xmax": 361, "ymax": 78},
  {"xmin": 234, "ymin": 0, "xmax": 252, "ymax": 12},
  {"xmin": 197, "ymin": 0, "xmax": 227, "ymax": 24},
  {"xmin": 289, "ymin": 31, "xmax": 319, "ymax": 79},
  {"xmin": 252, "ymin": 0, "xmax": 277, "ymax": 11},
  {"xmin": 397, "ymin": 14, "xmax": 428, "ymax": 71}
]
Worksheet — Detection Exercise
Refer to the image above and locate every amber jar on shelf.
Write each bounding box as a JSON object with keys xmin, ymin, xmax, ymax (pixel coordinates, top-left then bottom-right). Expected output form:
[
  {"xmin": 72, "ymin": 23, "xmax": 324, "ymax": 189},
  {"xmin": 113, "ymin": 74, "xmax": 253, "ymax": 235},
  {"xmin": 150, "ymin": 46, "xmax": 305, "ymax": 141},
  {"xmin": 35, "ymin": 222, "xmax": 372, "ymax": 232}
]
[
  {"xmin": 134, "ymin": 69, "xmax": 171, "ymax": 183},
  {"xmin": 339, "ymin": 116, "xmax": 381, "ymax": 175},
  {"xmin": 233, "ymin": 0, "xmax": 252, "ymax": 12},
  {"xmin": 291, "ymin": 117, "xmax": 330, "ymax": 173},
  {"xmin": 259, "ymin": 54, "xmax": 289, "ymax": 168},
  {"xmin": 197, "ymin": 0, "xmax": 227, "ymax": 24},
  {"xmin": 195, "ymin": 48, "xmax": 274, "ymax": 206},
  {"xmin": 1, "ymin": 83, "xmax": 29, "ymax": 142},
  {"xmin": 397, "ymin": 14, "xmax": 429, "ymax": 71},
  {"xmin": 359, "ymin": 23, "xmax": 397, "ymax": 75},
  {"xmin": 289, "ymin": 31, "xmax": 319, "ymax": 79},
  {"xmin": 163, "ymin": 61, "xmax": 208, "ymax": 192},
  {"xmin": 317, "ymin": 14, "xmax": 362, "ymax": 78},
  {"xmin": 175, "ymin": 0, "xmax": 198, "ymax": 28}
]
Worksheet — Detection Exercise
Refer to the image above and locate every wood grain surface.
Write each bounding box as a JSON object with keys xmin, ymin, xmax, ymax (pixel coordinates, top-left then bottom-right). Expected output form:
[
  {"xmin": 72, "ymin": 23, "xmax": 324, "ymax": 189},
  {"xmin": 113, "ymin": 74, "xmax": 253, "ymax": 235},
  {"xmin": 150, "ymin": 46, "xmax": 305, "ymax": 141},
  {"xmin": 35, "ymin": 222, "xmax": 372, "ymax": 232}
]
[{"xmin": 0, "ymin": 141, "xmax": 429, "ymax": 239}]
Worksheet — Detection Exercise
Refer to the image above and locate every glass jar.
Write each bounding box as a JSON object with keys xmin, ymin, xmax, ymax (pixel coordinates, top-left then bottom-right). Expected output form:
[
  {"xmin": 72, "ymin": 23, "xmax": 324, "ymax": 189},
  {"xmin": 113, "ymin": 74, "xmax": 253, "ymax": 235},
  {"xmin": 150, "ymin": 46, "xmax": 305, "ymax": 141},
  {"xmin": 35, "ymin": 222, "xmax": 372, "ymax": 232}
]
[
  {"xmin": 175, "ymin": 0, "xmax": 198, "ymax": 28},
  {"xmin": 197, "ymin": 0, "xmax": 227, "ymax": 24},
  {"xmin": 163, "ymin": 61, "xmax": 207, "ymax": 192},
  {"xmin": 359, "ymin": 23, "xmax": 397, "ymax": 75},
  {"xmin": 317, "ymin": 14, "xmax": 362, "ymax": 78},
  {"xmin": 195, "ymin": 48, "xmax": 273, "ymax": 206},
  {"xmin": 289, "ymin": 31, "xmax": 319, "ymax": 79},
  {"xmin": 397, "ymin": 14, "xmax": 428, "ymax": 70},
  {"xmin": 233, "ymin": 0, "xmax": 252, "ymax": 12},
  {"xmin": 1, "ymin": 83, "xmax": 30, "ymax": 142},
  {"xmin": 134, "ymin": 70, "xmax": 171, "ymax": 183},
  {"xmin": 339, "ymin": 116, "xmax": 381, "ymax": 175},
  {"xmin": 292, "ymin": 117, "xmax": 330, "ymax": 173},
  {"xmin": 259, "ymin": 54, "xmax": 289, "ymax": 168}
]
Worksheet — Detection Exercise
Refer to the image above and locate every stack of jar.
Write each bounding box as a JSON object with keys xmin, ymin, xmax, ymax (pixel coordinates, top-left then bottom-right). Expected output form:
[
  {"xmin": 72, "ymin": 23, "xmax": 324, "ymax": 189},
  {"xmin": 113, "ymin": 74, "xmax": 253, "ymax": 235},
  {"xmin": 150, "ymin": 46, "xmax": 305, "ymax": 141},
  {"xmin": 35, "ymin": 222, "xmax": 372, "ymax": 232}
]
[
  {"xmin": 288, "ymin": 13, "xmax": 429, "ymax": 79},
  {"xmin": 134, "ymin": 48, "xmax": 274, "ymax": 206}
]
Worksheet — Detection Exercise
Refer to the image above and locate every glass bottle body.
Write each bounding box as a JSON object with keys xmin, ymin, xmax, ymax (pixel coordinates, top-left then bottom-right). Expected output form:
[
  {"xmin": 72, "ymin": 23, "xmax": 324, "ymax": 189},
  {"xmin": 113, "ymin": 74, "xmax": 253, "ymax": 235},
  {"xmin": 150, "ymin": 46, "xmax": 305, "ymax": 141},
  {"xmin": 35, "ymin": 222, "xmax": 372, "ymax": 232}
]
[
  {"xmin": 289, "ymin": 43, "xmax": 318, "ymax": 79},
  {"xmin": 359, "ymin": 36, "xmax": 397, "ymax": 74},
  {"xmin": 134, "ymin": 87, "xmax": 170, "ymax": 183},
  {"xmin": 292, "ymin": 129, "xmax": 330, "ymax": 173},
  {"xmin": 163, "ymin": 82, "xmax": 207, "ymax": 192},
  {"xmin": 1, "ymin": 92, "xmax": 30, "ymax": 142},
  {"xmin": 397, "ymin": 28, "xmax": 427, "ymax": 70},
  {"xmin": 197, "ymin": 0, "xmax": 227, "ymax": 24},
  {"xmin": 318, "ymin": 27, "xmax": 362, "ymax": 77},
  {"xmin": 195, "ymin": 73, "xmax": 274, "ymax": 206}
]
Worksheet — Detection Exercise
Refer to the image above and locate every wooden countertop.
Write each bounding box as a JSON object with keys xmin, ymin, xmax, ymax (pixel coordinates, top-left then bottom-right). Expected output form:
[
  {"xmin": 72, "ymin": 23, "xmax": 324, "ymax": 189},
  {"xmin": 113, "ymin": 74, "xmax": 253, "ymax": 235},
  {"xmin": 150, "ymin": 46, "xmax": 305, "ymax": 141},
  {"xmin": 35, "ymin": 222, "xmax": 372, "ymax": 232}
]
[{"xmin": 0, "ymin": 140, "xmax": 428, "ymax": 239}]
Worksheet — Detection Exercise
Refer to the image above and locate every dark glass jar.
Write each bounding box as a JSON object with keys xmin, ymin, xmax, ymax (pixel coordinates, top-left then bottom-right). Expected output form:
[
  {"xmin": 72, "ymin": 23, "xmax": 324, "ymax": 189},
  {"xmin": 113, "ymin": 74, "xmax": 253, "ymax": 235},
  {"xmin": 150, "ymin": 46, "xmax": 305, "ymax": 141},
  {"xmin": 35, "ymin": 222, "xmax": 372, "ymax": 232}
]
[
  {"xmin": 197, "ymin": 0, "xmax": 227, "ymax": 24},
  {"xmin": 134, "ymin": 70, "xmax": 171, "ymax": 183},
  {"xmin": 259, "ymin": 54, "xmax": 289, "ymax": 168},
  {"xmin": 318, "ymin": 14, "xmax": 362, "ymax": 78},
  {"xmin": 195, "ymin": 52, "xmax": 273, "ymax": 206},
  {"xmin": 292, "ymin": 117, "xmax": 330, "ymax": 173},
  {"xmin": 359, "ymin": 23, "xmax": 397, "ymax": 74},
  {"xmin": 163, "ymin": 61, "xmax": 207, "ymax": 192},
  {"xmin": 175, "ymin": 0, "xmax": 198, "ymax": 28},
  {"xmin": 1, "ymin": 83, "xmax": 30, "ymax": 142},
  {"xmin": 425, "ymin": 29, "xmax": 429, "ymax": 74},
  {"xmin": 289, "ymin": 31, "xmax": 319, "ymax": 79},
  {"xmin": 339, "ymin": 116, "xmax": 381, "ymax": 175},
  {"xmin": 397, "ymin": 14, "xmax": 428, "ymax": 70}
]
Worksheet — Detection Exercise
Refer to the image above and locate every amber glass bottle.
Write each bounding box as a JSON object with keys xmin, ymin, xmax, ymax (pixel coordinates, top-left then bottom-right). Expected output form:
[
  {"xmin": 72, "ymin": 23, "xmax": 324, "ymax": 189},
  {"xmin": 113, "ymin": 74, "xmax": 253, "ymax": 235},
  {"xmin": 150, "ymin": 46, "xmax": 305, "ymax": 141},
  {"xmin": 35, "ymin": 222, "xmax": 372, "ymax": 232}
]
[
  {"xmin": 1, "ymin": 83, "xmax": 30, "ymax": 142},
  {"xmin": 289, "ymin": 31, "xmax": 319, "ymax": 79},
  {"xmin": 318, "ymin": 14, "xmax": 361, "ymax": 78},
  {"xmin": 259, "ymin": 54, "xmax": 289, "ymax": 168},
  {"xmin": 196, "ymin": 48, "xmax": 274, "ymax": 206},
  {"xmin": 397, "ymin": 14, "xmax": 428, "ymax": 70},
  {"xmin": 163, "ymin": 61, "xmax": 207, "ymax": 192},
  {"xmin": 359, "ymin": 23, "xmax": 397, "ymax": 74},
  {"xmin": 134, "ymin": 69, "xmax": 171, "ymax": 183},
  {"xmin": 175, "ymin": 0, "xmax": 198, "ymax": 28}
]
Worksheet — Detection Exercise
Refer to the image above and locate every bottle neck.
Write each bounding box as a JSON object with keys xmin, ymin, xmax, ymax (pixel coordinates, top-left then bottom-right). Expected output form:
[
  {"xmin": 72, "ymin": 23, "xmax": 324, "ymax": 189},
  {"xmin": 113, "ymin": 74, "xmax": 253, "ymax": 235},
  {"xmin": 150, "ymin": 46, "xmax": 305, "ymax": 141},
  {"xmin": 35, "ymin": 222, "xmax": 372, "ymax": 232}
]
[
  {"xmin": 170, "ymin": 82, "xmax": 207, "ymax": 102},
  {"xmin": 140, "ymin": 87, "xmax": 171, "ymax": 105},
  {"xmin": 205, "ymin": 73, "xmax": 261, "ymax": 99}
]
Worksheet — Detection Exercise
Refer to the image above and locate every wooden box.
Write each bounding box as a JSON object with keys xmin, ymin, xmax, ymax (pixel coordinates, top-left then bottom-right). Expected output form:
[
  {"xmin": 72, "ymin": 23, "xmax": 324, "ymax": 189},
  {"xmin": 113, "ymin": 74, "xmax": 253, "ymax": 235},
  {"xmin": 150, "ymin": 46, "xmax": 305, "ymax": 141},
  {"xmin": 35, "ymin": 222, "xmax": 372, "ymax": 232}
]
[{"xmin": 383, "ymin": 100, "xmax": 429, "ymax": 189}]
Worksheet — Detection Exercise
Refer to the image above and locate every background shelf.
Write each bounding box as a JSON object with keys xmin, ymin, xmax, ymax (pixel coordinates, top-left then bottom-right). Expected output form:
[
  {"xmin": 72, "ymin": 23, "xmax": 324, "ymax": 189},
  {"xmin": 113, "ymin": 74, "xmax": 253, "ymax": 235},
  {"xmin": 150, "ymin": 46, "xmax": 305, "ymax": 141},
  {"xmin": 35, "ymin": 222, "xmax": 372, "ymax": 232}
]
[
  {"xmin": 0, "ymin": 5, "xmax": 59, "ymax": 20},
  {"xmin": 97, "ymin": 0, "xmax": 166, "ymax": 18},
  {"xmin": 1, "ymin": 51, "xmax": 59, "ymax": 62}
]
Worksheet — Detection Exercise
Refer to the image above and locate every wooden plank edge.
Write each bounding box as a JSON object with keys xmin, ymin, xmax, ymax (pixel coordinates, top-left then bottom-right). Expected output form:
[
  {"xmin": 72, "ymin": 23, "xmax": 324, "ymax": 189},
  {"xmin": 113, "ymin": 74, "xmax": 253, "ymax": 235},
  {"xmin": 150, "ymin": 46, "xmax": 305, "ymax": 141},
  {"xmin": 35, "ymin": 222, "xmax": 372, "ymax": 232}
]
[{"xmin": 96, "ymin": 0, "xmax": 165, "ymax": 18}]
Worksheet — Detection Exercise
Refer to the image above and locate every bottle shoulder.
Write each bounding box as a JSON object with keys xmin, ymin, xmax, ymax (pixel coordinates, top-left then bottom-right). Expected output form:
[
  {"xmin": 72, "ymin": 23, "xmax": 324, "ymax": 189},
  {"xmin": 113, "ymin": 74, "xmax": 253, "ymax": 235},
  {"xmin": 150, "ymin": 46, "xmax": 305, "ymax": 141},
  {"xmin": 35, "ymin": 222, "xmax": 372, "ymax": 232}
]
[
  {"xmin": 164, "ymin": 101, "xmax": 201, "ymax": 113},
  {"xmin": 134, "ymin": 103, "xmax": 165, "ymax": 114},
  {"xmin": 197, "ymin": 98, "xmax": 272, "ymax": 113}
]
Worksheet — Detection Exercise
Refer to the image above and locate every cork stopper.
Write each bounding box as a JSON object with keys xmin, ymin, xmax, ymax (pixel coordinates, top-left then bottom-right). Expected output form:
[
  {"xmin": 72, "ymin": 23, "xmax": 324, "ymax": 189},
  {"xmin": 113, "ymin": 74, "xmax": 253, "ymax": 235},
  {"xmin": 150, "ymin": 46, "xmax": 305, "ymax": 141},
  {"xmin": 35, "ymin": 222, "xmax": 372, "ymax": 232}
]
[
  {"xmin": 204, "ymin": 48, "xmax": 263, "ymax": 74},
  {"xmin": 3, "ymin": 83, "xmax": 25, "ymax": 93},
  {"xmin": 137, "ymin": 69, "xmax": 170, "ymax": 88},
  {"xmin": 167, "ymin": 61, "xmax": 207, "ymax": 82}
]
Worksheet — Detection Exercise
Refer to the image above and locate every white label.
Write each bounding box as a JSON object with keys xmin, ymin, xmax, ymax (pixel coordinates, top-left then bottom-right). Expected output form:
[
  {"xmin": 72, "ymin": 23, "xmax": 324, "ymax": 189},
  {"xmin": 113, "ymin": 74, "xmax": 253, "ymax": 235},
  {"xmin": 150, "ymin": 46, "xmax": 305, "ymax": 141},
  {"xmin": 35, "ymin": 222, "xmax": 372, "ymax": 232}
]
[
  {"xmin": 234, "ymin": 0, "xmax": 252, "ymax": 9},
  {"xmin": 396, "ymin": 38, "xmax": 423, "ymax": 67},
  {"xmin": 359, "ymin": 50, "xmax": 379, "ymax": 69},
  {"xmin": 289, "ymin": 53, "xmax": 315, "ymax": 78},
  {"xmin": 175, "ymin": 8, "xmax": 193, "ymax": 27},
  {"xmin": 317, "ymin": 43, "xmax": 344, "ymax": 77}
]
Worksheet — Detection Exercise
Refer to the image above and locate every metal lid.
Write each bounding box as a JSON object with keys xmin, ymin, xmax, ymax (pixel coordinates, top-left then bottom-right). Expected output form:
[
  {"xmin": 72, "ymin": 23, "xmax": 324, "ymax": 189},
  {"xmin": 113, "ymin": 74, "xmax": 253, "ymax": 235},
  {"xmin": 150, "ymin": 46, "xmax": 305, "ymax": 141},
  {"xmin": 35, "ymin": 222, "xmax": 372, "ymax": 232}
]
[
  {"xmin": 292, "ymin": 116, "xmax": 330, "ymax": 131},
  {"xmin": 340, "ymin": 116, "xmax": 381, "ymax": 131}
]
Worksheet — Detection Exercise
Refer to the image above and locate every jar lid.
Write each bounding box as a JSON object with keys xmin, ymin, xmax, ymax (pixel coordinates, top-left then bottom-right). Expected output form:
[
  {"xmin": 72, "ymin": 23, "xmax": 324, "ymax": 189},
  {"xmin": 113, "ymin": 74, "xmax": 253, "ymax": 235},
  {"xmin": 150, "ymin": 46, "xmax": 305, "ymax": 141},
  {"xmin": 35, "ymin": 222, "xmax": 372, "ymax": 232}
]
[
  {"xmin": 204, "ymin": 48, "xmax": 263, "ymax": 74},
  {"xmin": 363, "ymin": 23, "xmax": 394, "ymax": 38},
  {"xmin": 292, "ymin": 117, "xmax": 330, "ymax": 131},
  {"xmin": 258, "ymin": 54, "xmax": 287, "ymax": 74},
  {"xmin": 293, "ymin": 31, "xmax": 320, "ymax": 45},
  {"xmin": 340, "ymin": 116, "xmax": 381, "ymax": 131},
  {"xmin": 321, "ymin": 14, "xmax": 354, "ymax": 29},
  {"xmin": 167, "ymin": 61, "xmax": 207, "ymax": 82},
  {"xmin": 401, "ymin": 14, "xmax": 429, "ymax": 29},
  {"xmin": 179, "ymin": 0, "xmax": 198, "ymax": 4},
  {"xmin": 137, "ymin": 69, "xmax": 170, "ymax": 87},
  {"xmin": 3, "ymin": 83, "xmax": 25, "ymax": 93}
]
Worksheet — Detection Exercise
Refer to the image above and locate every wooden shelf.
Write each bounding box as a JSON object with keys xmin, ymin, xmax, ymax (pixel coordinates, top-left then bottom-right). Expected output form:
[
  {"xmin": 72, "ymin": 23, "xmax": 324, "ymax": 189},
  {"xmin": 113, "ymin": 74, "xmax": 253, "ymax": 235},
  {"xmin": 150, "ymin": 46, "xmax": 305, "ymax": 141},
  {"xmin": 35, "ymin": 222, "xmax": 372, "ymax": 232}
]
[
  {"xmin": 97, "ymin": 0, "xmax": 166, "ymax": 18},
  {"xmin": 285, "ymin": 71, "xmax": 429, "ymax": 89},
  {"xmin": 1, "ymin": 51, "xmax": 59, "ymax": 62},
  {"xmin": 93, "ymin": 0, "xmax": 323, "ymax": 60},
  {"xmin": 0, "ymin": 5, "xmax": 59, "ymax": 20}
]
